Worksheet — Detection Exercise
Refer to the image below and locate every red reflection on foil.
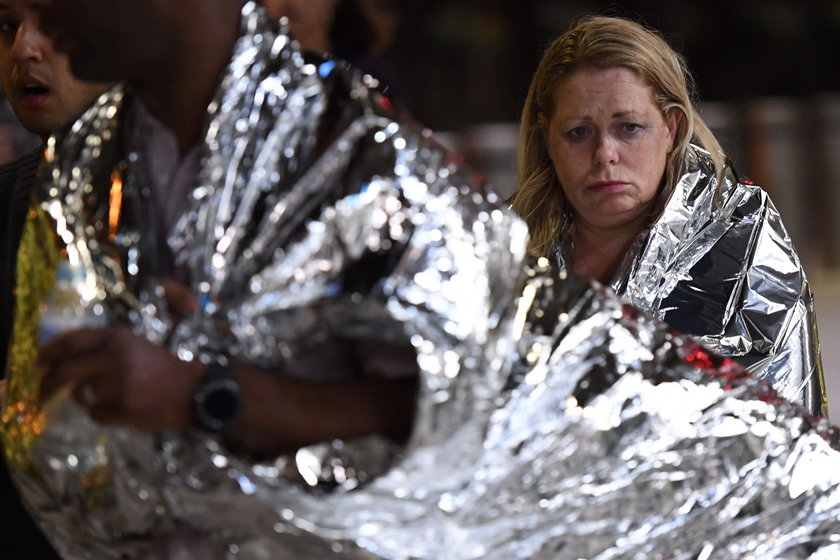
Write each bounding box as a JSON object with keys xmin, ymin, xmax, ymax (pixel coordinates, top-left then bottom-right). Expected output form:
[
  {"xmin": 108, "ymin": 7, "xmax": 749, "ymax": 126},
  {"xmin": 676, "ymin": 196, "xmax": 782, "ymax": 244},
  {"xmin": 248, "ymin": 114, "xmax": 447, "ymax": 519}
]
[
  {"xmin": 378, "ymin": 96, "xmax": 393, "ymax": 113},
  {"xmin": 681, "ymin": 343, "xmax": 788, "ymax": 407}
]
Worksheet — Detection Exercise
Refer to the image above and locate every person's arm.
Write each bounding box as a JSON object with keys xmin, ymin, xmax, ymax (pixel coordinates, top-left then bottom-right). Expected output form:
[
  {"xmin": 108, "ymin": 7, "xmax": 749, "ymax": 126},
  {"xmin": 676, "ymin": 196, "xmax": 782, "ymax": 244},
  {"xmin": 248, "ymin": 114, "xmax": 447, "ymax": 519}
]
[
  {"xmin": 231, "ymin": 361, "xmax": 417, "ymax": 455},
  {"xmin": 37, "ymin": 327, "xmax": 417, "ymax": 457}
]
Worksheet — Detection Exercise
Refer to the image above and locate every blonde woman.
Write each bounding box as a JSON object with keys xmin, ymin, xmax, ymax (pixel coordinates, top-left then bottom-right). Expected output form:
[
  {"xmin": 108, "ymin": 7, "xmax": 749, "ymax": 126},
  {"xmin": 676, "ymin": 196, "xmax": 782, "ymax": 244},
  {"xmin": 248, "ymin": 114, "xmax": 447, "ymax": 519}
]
[{"xmin": 511, "ymin": 16, "xmax": 826, "ymax": 416}]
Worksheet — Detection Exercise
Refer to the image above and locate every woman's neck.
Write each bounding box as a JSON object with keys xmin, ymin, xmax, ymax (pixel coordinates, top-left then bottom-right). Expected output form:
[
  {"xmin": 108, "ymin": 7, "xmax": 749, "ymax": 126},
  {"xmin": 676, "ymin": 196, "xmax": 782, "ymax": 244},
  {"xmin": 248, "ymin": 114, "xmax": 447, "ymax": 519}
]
[{"xmin": 569, "ymin": 221, "xmax": 645, "ymax": 285}]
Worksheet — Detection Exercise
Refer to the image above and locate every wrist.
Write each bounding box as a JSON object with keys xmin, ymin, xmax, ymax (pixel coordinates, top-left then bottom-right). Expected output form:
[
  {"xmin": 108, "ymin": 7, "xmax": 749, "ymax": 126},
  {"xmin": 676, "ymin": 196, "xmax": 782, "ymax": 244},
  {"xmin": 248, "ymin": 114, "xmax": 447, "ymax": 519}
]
[{"xmin": 192, "ymin": 359, "xmax": 242, "ymax": 434}]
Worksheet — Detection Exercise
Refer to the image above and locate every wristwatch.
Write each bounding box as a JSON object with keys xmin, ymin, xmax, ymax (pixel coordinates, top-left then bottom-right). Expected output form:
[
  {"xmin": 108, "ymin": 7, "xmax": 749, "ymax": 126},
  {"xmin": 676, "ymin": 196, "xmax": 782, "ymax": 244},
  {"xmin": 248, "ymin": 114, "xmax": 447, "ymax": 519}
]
[{"xmin": 193, "ymin": 360, "xmax": 242, "ymax": 433}]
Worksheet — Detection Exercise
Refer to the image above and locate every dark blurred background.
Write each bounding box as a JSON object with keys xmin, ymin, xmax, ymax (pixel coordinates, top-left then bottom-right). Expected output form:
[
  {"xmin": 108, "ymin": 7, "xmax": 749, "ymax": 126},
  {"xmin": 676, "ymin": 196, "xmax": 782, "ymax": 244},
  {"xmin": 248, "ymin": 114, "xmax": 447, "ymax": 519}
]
[{"xmin": 389, "ymin": 0, "xmax": 840, "ymax": 129}]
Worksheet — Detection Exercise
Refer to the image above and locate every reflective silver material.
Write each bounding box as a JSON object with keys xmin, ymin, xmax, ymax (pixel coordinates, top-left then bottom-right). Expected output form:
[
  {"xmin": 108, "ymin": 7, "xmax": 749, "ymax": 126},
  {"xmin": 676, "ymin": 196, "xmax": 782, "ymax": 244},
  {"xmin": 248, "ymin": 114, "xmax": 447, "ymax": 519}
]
[
  {"xmin": 553, "ymin": 145, "xmax": 827, "ymax": 417},
  {"xmin": 3, "ymin": 3, "xmax": 840, "ymax": 559}
]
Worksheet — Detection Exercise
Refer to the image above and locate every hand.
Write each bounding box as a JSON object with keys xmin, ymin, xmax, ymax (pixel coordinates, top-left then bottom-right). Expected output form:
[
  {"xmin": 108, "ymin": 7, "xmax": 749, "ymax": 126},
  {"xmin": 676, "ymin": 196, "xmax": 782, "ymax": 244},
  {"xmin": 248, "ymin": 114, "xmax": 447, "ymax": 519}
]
[
  {"xmin": 37, "ymin": 327, "xmax": 205, "ymax": 432},
  {"xmin": 162, "ymin": 279, "xmax": 200, "ymax": 317},
  {"xmin": 36, "ymin": 327, "xmax": 418, "ymax": 456}
]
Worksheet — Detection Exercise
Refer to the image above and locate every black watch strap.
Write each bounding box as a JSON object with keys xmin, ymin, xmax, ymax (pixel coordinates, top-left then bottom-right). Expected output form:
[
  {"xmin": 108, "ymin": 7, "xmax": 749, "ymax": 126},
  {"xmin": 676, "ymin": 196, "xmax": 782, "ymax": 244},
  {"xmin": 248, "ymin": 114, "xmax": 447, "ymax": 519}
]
[{"xmin": 192, "ymin": 361, "xmax": 242, "ymax": 434}]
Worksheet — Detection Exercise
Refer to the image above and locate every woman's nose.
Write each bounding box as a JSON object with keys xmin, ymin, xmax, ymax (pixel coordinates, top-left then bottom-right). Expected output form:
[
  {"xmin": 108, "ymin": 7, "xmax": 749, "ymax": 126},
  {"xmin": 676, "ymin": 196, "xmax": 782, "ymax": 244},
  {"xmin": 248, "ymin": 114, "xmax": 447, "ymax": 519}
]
[{"xmin": 593, "ymin": 133, "xmax": 619, "ymax": 166}]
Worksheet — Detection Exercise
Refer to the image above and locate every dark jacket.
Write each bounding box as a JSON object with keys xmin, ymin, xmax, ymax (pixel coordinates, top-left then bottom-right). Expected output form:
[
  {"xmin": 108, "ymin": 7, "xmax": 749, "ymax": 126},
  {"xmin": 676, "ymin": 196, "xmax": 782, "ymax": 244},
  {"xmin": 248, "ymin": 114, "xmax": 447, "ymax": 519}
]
[{"xmin": 0, "ymin": 149, "xmax": 61, "ymax": 560}]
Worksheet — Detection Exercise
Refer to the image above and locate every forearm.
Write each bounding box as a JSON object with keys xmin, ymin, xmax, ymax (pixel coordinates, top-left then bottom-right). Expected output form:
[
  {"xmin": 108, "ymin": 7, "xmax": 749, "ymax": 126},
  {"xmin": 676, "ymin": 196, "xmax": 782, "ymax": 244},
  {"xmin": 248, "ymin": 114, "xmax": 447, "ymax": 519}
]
[
  {"xmin": 37, "ymin": 327, "xmax": 420, "ymax": 458},
  {"xmin": 226, "ymin": 364, "xmax": 418, "ymax": 456}
]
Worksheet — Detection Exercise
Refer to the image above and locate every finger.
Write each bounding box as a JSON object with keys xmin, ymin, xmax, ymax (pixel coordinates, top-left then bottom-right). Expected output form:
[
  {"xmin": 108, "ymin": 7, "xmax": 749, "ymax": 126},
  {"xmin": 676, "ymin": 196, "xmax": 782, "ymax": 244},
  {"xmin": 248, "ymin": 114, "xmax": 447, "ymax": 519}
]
[
  {"xmin": 70, "ymin": 367, "xmax": 114, "ymax": 407},
  {"xmin": 162, "ymin": 279, "xmax": 199, "ymax": 315},
  {"xmin": 72, "ymin": 381, "xmax": 98, "ymax": 408},
  {"xmin": 39, "ymin": 348, "xmax": 121, "ymax": 403},
  {"xmin": 79, "ymin": 382, "xmax": 127, "ymax": 426},
  {"xmin": 87, "ymin": 396, "xmax": 126, "ymax": 426},
  {"xmin": 37, "ymin": 327, "xmax": 109, "ymax": 367}
]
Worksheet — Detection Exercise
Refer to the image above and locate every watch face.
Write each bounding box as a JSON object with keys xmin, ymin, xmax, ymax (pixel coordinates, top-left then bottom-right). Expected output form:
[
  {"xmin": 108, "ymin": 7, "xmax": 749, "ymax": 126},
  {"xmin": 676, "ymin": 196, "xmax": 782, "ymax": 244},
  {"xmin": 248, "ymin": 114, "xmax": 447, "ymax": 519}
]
[
  {"xmin": 195, "ymin": 368, "xmax": 242, "ymax": 433},
  {"xmin": 204, "ymin": 383, "xmax": 240, "ymax": 424}
]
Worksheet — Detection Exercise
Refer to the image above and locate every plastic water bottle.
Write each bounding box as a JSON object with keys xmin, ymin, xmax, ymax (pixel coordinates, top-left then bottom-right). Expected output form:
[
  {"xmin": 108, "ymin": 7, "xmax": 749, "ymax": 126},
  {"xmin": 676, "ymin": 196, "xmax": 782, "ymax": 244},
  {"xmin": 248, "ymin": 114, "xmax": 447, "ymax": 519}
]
[
  {"xmin": 39, "ymin": 258, "xmax": 108, "ymax": 344},
  {"xmin": 36, "ymin": 257, "xmax": 113, "ymax": 503}
]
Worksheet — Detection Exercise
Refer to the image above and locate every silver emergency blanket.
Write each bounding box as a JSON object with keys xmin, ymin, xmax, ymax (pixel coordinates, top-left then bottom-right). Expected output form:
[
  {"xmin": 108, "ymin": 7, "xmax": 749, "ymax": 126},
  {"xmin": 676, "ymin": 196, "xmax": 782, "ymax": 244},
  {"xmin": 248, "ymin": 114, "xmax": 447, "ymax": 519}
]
[
  {"xmin": 552, "ymin": 146, "xmax": 826, "ymax": 417},
  {"xmin": 3, "ymin": 2, "xmax": 840, "ymax": 558}
]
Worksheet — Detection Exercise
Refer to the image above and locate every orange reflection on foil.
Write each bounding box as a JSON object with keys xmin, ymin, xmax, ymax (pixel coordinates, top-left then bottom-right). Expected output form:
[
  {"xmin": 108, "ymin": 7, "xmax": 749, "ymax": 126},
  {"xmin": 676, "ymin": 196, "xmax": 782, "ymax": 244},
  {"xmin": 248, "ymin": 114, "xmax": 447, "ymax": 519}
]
[{"xmin": 108, "ymin": 170, "xmax": 123, "ymax": 241}]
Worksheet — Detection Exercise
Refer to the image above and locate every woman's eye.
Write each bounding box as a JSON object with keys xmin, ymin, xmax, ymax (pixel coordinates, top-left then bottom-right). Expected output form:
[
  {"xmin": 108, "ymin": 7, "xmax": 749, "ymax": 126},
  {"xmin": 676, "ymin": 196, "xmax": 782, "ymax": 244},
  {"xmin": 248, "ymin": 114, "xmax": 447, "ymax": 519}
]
[
  {"xmin": 567, "ymin": 126, "xmax": 589, "ymax": 141},
  {"xmin": 622, "ymin": 123, "xmax": 644, "ymax": 134}
]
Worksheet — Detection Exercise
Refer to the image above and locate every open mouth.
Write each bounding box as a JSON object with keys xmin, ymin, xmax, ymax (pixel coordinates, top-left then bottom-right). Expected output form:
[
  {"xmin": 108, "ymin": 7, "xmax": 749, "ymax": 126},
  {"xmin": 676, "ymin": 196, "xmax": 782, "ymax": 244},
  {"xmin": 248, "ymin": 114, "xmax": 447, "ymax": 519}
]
[
  {"xmin": 17, "ymin": 82, "xmax": 51, "ymax": 107},
  {"xmin": 21, "ymin": 83, "xmax": 50, "ymax": 97}
]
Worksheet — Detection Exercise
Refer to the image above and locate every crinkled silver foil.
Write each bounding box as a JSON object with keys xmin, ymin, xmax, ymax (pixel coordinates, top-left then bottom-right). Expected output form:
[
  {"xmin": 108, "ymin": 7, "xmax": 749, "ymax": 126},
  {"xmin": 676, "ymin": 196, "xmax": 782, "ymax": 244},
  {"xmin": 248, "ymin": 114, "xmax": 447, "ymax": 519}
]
[
  {"xmin": 553, "ymin": 146, "xmax": 826, "ymax": 417},
  {"xmin": 3, "ymin": 2, "xmax": 840, "ymax": 558}
]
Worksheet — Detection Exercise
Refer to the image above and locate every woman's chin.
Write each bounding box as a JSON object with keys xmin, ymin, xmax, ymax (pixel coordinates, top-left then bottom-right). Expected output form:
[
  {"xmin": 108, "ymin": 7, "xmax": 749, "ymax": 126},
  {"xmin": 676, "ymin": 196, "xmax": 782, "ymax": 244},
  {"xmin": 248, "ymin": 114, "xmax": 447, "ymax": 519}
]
[{"xmin": 581, "ymin": 205, "xmax": 650, "ymax": 231}]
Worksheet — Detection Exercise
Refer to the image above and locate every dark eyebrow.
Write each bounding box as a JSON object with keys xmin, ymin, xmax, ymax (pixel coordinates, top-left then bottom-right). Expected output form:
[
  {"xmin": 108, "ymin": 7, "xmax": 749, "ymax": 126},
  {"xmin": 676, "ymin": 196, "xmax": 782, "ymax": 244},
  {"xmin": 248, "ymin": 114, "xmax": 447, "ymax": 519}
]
[
  {"xmin": 612, "ymin": 110, "xmax": 641, "ymax": 119},
  {"xmin": 555, "ymin": 109, "xmax": 645, "ymax": 125}
]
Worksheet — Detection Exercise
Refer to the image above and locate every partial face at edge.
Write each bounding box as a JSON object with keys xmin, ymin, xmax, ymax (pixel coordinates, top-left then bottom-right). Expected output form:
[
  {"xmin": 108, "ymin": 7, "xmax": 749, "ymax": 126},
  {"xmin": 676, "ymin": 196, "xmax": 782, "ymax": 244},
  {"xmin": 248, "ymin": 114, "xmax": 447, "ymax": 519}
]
[
  {"xmin": 0, "ymin": 0, "xmax": 109, "ymax": 137},
  {"xmin": 263, "ymin": 0, "xmax": 338, "ymax": 51},
  {"xmin": 29, "ymin": 0, "xmax": 159, "ymax": 84},
  {"xmin": 545, "ymin": 66, "xmax": 678, "ymax": 233}
]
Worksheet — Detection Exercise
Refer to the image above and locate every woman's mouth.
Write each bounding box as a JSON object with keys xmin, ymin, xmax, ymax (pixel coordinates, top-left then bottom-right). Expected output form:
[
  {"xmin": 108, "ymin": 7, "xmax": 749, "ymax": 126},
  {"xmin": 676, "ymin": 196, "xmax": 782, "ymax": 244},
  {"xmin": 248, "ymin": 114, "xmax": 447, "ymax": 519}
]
[{"xmin": 587, "ymin": 180, "xmax": 629, "ymax": 194}]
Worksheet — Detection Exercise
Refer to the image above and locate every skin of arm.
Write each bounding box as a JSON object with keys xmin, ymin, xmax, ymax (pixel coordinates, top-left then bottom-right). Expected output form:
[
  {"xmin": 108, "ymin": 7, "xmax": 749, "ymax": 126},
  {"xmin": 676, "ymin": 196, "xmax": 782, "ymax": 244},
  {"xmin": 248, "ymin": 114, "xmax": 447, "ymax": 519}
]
[{"xmin": 37, "ymin": 327, "xmax": 418, "ymax": 457}]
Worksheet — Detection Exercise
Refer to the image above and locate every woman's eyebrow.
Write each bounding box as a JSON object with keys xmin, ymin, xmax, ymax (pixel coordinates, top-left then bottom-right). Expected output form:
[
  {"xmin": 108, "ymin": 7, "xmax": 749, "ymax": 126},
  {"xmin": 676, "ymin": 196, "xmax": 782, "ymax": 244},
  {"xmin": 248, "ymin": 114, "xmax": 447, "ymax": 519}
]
[{"xmin": 611, "ymin": 109, "xmax": 642, "ymax": 118}]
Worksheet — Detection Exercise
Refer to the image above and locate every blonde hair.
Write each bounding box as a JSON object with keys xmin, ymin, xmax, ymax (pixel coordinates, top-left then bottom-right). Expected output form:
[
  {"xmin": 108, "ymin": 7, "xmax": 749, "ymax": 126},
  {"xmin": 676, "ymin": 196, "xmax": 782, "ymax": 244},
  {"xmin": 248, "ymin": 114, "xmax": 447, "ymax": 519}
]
[{"xmin": 511, "ymin": 16, "xmax": 725, "ymax": 256}]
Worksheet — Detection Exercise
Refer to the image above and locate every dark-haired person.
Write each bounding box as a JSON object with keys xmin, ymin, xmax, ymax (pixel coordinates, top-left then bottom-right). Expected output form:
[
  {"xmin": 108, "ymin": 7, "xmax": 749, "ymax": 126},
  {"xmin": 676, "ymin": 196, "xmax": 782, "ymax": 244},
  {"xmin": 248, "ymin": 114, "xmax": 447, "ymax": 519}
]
[{"xmin": 0, "ymin": 0, "xmax": 109, "ymax": 557}]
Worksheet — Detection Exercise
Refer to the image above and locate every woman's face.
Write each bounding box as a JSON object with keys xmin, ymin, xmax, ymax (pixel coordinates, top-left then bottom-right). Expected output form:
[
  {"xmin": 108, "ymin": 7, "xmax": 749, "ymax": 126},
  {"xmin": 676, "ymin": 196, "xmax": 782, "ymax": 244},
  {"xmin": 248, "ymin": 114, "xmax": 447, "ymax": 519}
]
[{"xmin": 545, "ymin": 66, "xmax": 677, "ymax": 233}]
